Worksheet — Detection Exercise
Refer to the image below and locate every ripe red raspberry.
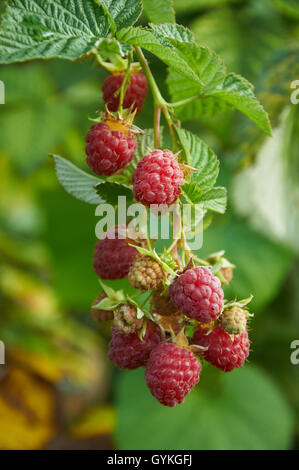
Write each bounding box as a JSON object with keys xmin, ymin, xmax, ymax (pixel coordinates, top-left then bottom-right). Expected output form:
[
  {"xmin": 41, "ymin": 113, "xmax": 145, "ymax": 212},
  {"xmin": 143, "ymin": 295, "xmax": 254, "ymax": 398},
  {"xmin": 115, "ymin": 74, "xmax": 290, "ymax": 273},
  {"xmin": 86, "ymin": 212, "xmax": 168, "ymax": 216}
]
[
  {"xmin": 145, "ymin": 343, "xmax": 201, "ymax": 407},
  {"xmin": 102, "ymin": 72, "xmax": 147, "ymax": 114},
  {"xmin": 193, "ymin": 326, "xmax": 250, "ymax": 372},
  {"xmin": 85, "ymin": 120, "xmax": 137, "ymax": 176},
  {"xmin": 93, "ymin": 235, "xmax": 137, "ymax": 280},
  {"xmin": 132, "ymin": 149, "xmax": 185, "ymax": 207},
  {"xmin": 91, "ymin": 293, "xmax": 114, "ymax": 322},
  {"xmin": 169, "ymin": 267, "xmax": 224, "ymax": 323},
  {"xmin": 128, "ymin": 255, "xmax": 164, "ymax": 290},
  {"xmin": 108, "ymin": 322, "xmax": 162, "ymax": 369}
]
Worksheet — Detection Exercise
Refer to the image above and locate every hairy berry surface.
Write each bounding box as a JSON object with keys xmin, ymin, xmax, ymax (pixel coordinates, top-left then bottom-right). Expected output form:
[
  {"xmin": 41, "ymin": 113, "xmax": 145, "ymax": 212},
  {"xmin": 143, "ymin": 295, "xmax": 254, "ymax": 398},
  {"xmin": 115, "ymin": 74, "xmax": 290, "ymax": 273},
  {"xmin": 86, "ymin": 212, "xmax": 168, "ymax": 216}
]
[
  {"xmin": 108, "ymin": 323, "xmax": 162, "ymax": 369},
  {"xmin": 132, "ymin": 149, "xmax": 184, "ymax": 207},
  {"xmin": 145, "ymin": 343, "xmax": 201, "ymax": 406},
  {"xmin": 193, "ymin": 326, "xmax": 249, "ymax": 372},
  {"xmin": 169, "ymin": 267, "xmax": 224, "ymax": 323},
  {"xmin": 93, "ymin": 236, "xmax": 137, "ymax": 280},
  {"xmin": 128, "ymin": 255, "xmax": 164, "ymax": 290},
  {"xmin": 86, "ymin": 122, "xmax": 137, "ymax": 176}
]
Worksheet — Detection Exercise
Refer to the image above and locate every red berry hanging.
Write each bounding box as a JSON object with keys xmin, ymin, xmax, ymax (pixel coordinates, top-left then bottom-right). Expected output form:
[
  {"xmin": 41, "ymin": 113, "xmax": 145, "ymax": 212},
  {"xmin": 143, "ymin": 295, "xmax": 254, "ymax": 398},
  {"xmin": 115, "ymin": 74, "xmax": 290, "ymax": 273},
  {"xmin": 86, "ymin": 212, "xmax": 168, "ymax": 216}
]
[
  {"xmin": 108, "ymin": 322, "xmax": 162, "ymax": 370},
  {"xmin": 192, "ymin": 326, "xmax": 250, "ymax": 372},
  {"xmin": 145, "ymin": 342, "xmax": 201, "ymax": 407},
  {"xmin": 102, "ymin": 72, "xmax": 148, "ymax": 114},
  {"xmin": 169, "ymin": 266, "xmax": 224, "ymax": 323},
  {"xmin": 93, "ymin": 232, "xmax": 137, "ymax": 280},
  {"xmin": 132, "ymin": 149, "xmax": 185, "ymax": 207},
  {"xmin": 85, "ymin": 116, "xmax": 137, "ymax": 176}
]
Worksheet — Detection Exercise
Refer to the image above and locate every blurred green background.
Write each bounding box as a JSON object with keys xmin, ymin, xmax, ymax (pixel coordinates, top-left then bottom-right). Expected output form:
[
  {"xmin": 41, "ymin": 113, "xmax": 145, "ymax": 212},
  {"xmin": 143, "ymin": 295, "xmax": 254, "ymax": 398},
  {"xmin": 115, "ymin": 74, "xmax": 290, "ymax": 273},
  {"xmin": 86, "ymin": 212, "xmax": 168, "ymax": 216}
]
[{"xmin": 0, "ymin": 0, "xmax": 298, "ymax": 450}]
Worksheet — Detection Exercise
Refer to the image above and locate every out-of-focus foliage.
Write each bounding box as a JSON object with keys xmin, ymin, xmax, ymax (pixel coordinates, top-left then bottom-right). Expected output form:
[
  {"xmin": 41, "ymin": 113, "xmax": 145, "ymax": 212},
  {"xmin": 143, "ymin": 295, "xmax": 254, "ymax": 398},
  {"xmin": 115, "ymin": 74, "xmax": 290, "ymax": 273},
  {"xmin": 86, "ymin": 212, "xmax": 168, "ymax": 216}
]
[
  {"xmin": 116, "ymin": 366, "xmax": 293, "ymax": 449},
  {"xmin": 0, "ymin": 0, "xmax": 298, "ymax": 450}
]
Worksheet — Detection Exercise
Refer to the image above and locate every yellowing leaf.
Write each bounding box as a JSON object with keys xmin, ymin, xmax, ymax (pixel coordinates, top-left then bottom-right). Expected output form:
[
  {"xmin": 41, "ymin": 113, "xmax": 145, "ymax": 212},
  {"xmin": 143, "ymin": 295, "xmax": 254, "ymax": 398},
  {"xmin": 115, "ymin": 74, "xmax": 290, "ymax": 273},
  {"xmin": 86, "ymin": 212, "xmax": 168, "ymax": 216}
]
[
  {"xmin": 70, "ymin": 405, "xmax": 116, "ymax": 438},
  {"xmin": 0, "ymin": 367, "xmax": 56, "ymax": 449}
]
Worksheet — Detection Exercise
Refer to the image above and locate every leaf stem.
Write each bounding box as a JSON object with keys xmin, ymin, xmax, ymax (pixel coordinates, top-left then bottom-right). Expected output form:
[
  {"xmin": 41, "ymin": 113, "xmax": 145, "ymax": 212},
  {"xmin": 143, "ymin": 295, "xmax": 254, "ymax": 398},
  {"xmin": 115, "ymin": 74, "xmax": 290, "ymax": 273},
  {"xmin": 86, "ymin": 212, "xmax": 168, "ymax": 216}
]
[
  {"xmin": 134, "ymin": 46, "xmax": 166, "ymax": 107},
  {"xmin": 154, "ymin": 106, "xmax": 161, "ymax": 148},
  {"xmin": 134, "ymin": 46, "xmax": 178, "ymax": 150},
  {"xmin": 168, "ymin": 94, "xmax": 202, "ymax": 108},
  {"xmin": 162, "ymin": 106, "xmax": 178, "ymax": 151},
  {"xmin": 117, "ymin": 53, "xmax": 132, "ymax": 114}
]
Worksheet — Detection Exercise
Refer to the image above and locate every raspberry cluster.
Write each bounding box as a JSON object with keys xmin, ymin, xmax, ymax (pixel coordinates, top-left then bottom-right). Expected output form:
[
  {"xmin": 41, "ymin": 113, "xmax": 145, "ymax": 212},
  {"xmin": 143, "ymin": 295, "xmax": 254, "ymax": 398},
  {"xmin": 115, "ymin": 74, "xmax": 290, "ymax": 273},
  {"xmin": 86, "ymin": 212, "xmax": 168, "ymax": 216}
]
[{"xmin": 83, "ymin": 69, "xmax": 252, "ymax": 408}]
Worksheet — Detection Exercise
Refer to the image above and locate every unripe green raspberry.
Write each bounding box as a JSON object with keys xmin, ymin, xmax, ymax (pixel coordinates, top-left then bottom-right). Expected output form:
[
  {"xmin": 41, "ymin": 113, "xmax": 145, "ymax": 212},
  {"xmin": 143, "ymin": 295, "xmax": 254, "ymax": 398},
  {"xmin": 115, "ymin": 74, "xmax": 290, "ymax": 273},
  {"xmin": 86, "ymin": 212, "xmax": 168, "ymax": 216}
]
[
  {"xmin": 128, "ymin": 255, "xmax": 164, "ymax": 291},
  {"xmin": 114, "ymin": 303, "xmax": 143, "ymax": 333},
  {"xmin": 219, "ymin": 307, "xmax": 248, "ymax": 335}
]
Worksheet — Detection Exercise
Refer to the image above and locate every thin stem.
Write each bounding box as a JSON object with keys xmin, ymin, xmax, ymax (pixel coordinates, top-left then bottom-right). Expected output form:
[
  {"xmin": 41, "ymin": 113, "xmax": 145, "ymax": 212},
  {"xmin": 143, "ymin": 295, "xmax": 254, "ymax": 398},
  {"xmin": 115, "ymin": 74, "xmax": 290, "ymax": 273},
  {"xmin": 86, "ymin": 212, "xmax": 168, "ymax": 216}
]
[
  {"xmin": 117, "ymin": 54, "xmax": 132, "ymax": 114},
  {"xmin": 140, "ymin": 291, "xmax": 153, "ymax": 309},
  {"xmin": 173, "ymin": 243, "xmax": 183, "ymax": 270},
  {"xmin": 134, "ymin": 46, "xmax": 166, "ymax": 107},
  {"xmin": 167, "ymin": 238, "xmax": 178, "ymax": 253},
  {"xmin": 134, "ymin": 46, "xmax": 178, "ymax": 152},
  {"xmin": 169, "ymin": 94, "xmax": 201, "ymax": 108},
  {"xmin": 154, "ymin": 106, "xmax": 161, "ymax": 148},
  {"xmin": 162, "ymin": 106, "xmax": 178, "ymax": 152}
]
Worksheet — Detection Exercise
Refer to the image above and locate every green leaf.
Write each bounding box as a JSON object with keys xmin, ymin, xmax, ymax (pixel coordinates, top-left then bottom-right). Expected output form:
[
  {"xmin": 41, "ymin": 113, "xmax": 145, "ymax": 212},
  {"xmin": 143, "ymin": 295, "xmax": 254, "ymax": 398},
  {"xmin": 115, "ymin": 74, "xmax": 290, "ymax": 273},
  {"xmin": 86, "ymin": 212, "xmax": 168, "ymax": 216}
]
[
  {"xmin": 168, "ymin": 71, "xmax": 272, "ymax": 135},
  {"xmin": 197, "ymin": 187, "xmax": 227, "ymax": 214},
  {"xmin": 143, "ymin": 0, "xmax": 175, "ymax": 24},
  {"xmin": 98, "ymin": 280, "xmax": 125, "ymax": 302},
  {"xmin": 199, "ymin": 217, "xmax": 293, "ymax": 311},
  {"xmin": 95, "ymin": 181, "xmax": 133, "ymax": 205},
  {"xmin": 0, "ymin": 0, "xmax": 109, "ymax": 63},
  {"xmin": 52, "ymin": 155, "xmax": 103, "ymax": 205},
  {"xmin": 150, "ymin": 23, "xmax": 192, "ymax": 42},
  {"xmin": 94, "ymin": 297, "xmax": 120, "ymax": 310},
  {"xmin": 0, "ymin": 101, "xmax": 73, "ymax": 171},
  {"xmin": 271, "ymin": 0, "xmax": 299, "ymax": 18},
  {"xmin": 182, "ymin": 184, "xmax": 227, "ymax": 214},
  {"xmin": 116, "ymin": 366, "xmax": 294, "ymax": 449},
  {"xmin": 173, "ymin": 0, "xmax": 233, "ymax": 13},
  {"xmin": 100, "ymin": 0, "xmax": 142, "ymax": 30},
  {"xmin": 175, "ymin": 127, "xmax": 219, "ymax": 189},
  {"xmin": 96, "ymin": 37, "xmax": 131, "ymax": 61},
  {"xmin": 234, "ymin": 106, "xmax": 299, "ymax": 254},
  {"xmin": 117, "ymin": 26, "xmax": 225, "ymax": 87},
  {"xmin": 209, "ymin": 73, "xmax": 272, "ymax": 136}
]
